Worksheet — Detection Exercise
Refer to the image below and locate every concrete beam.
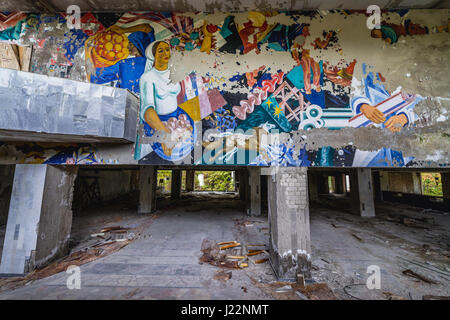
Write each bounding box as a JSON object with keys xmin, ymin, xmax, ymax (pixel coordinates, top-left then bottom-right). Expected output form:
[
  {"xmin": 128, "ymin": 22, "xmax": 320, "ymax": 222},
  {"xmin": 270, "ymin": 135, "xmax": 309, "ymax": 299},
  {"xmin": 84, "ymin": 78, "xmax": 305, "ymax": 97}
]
[
  {"xmin": 268, "ymin": 167, "xmax": 311, "ymax": 281},
  {"xmin": 0, "ymin": 68, "xmax": 138, "ymax": 143},
  {"xmin": 171, "ymin": 169, "xmax": 182, "ymax": 200},
  {"xmin": 248, "ymin": 167, "xmax": 261, "ymax": 216},
  {"xmin": 0, "ymin": 165, "xmax": 78, "ymax": 276},
  {"xmin": 138, "ymin": 166, "xmax": 157, "ymax": 214}
]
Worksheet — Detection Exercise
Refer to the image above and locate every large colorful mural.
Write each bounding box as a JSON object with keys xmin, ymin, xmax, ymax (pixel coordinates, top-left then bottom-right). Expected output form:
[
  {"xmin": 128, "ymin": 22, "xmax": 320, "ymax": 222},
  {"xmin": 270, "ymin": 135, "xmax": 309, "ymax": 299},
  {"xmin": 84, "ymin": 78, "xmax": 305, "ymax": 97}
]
[{"xmin": 0, "ymin": 10, "xmax": 449, "ymax": 167}]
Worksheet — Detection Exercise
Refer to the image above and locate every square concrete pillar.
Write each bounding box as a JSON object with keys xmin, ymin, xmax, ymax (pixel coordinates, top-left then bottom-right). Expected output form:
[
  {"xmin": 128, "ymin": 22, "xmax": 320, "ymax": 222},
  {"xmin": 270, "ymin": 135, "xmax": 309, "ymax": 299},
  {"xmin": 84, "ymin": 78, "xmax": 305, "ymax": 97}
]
[
  {"xmin": 248, "ymin": 167, "xmax": 261, "ymax": 216},
  {"xmin": 307, "ymin": 170, "xmax": 319, "ymax": 202},
  {"xmin": 334, "ymin": 174, "xmax": 343, "ymax": 194},
  {"xmin": 171, "ymin": 169, "xmax": 182, "ymax": 200},
  {"xmin": 185, "ymin": 170, "xmax": 195, "ymax": 192},
  {"xmin": 350, "ymin": 168, "xmax": 376, "ymax": 218},
  {"xmin": 342, "ymin": 173, "xmax": 348, "ymax": 195},
  {"xmin": 268, "ymin": 167, "xmax": 311, "ymax": 281},
  {"xmin": 0, "ymin": 165, "xmax": 78, "ymax": 276},
  {"xmin": 442, "ymin": 172, "xmax": 450, "ymax": 209},
  {"xmin": 372, "ymin": 170, "xmax": 383, "ymax": 201},
  {"xmin": 317, "ymin": 174, "xmax": 329, "ymax": 194},
  {"xmin": 412, "ymin": 172, "xmax": 422, "ymax": 195},
  {"xmin": 138, "ymin": 166, "xmax": 157, "ymax": 214},
  {"xmin": 238, "ymin": 169, "xmax": 249, "ymax": 201}
]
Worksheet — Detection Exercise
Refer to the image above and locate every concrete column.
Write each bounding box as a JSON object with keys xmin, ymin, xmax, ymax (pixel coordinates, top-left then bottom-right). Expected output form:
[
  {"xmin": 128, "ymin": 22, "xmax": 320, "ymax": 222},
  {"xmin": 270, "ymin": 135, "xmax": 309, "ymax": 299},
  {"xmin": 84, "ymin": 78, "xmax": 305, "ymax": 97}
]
[
  {"xmin": 372, "ymin": 170, "xmax": 383, "ymax": 201},
  {"xmin": 334, "ymin": 174, "xmax": 343, "ymax": 194},
  {"xmin": 307, "ymin": 171, "xmax": 319, "ymax": 202},
  {"xmin": 317, "ymin": 174, "xmax": 329, "ymax": 194},
  {"xmin": 442, "ymin": 172, "xmax": 450, "ymax": 209},
  {"xmin": 412, "ymin": 172, "xmax": 422, "ymax": 195},
  {"xmin": 350, "ymin": 168, "xmax": 376, "ymax": 218},
  {"xmin": 248, "ymin": 167, "xmax": 261, "ymax": 216},
  {"xmin": 0, "ymin": 165, "xmax": 78, "ymax": 276},
  {"xmin": 0, "ymin": 165, "xmax": 15, "ymax": 226},
  {"xmin": 138, "ymin": 166, "xmax": 157, "ymax": 214},
  {"xmin": 185, "ymin": 170, "xmax": 195, "ymax": 192},
  {"xmin": 238, "ymin": 169, "xmax": 249, "ymax": 201},
  {"xmin": 171, "ymin": 169, "xmax": 182, "ymax": 200},
  {"xmin": 268, "ymin": 167, "xmax": 311, "ymax": 281},
  {"xmin": 342, "ymin": 173, "xmax": 348, "ymax": 195}
]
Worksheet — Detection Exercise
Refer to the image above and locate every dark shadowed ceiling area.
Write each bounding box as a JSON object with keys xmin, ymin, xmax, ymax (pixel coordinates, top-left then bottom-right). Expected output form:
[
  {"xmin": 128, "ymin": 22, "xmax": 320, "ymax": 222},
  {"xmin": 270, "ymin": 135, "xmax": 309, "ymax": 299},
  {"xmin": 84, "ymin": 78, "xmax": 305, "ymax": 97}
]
[{"xmin": 0, "ymin": 0, "xmax": 449, "ymax": 12}]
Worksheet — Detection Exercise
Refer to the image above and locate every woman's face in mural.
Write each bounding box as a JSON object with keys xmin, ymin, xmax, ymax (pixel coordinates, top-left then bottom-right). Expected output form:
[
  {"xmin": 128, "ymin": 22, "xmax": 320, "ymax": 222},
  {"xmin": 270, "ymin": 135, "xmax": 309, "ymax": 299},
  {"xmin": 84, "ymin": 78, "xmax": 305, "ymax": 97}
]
[{"xmin": 154, "ymin": 42, "xmax": 171, "ymax": 71}]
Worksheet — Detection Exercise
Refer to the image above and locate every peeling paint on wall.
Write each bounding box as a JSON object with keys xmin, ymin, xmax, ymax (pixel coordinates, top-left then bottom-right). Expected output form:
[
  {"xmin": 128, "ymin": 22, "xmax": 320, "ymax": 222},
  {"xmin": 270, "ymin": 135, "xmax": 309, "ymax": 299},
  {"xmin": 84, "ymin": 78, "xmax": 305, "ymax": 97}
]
[{"xmin": 0, "ymin": 9, "xmax": 448, "ymax": 167}]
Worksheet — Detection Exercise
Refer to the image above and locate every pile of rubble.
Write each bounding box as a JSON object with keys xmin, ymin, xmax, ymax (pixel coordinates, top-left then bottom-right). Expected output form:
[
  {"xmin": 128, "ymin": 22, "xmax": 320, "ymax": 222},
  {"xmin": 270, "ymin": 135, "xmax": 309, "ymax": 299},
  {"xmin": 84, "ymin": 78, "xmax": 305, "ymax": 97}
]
[{"xmin": 199, "ymin": 239, "xmax": 269, "ymax": 269}]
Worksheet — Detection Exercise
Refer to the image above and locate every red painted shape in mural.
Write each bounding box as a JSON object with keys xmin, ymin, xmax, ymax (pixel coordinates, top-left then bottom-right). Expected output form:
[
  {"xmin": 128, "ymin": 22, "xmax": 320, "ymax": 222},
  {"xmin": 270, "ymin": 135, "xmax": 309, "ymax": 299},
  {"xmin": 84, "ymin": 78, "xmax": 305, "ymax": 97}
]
[
  {"xmin": 323, "ymin": 59, "xmax": 357, "ymax": 87},
  {"xmin": 245, "ymin": 65, "xmax": 266, "ymax": 87},
  {"xmin": 239, "ymin": 20, "xmax": 268, "ymax": 54},
  {"xmin": 300, "ymin": 49, "xmax": 321, "ymax": 95},
  {"xmin": 311, "ymin": 30, "xmax": 336, "ymax": 49}
]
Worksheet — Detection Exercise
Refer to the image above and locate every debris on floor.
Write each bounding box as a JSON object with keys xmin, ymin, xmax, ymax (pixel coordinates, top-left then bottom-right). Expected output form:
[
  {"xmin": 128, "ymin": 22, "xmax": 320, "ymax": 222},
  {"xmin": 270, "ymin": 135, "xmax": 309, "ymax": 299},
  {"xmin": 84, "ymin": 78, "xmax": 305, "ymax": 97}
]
[
  {"xmin": 250, "ymin": 278, "xmax": 338, "ymax": 300},
  {"xmin": 199, "ymin": 239, "xmax": 240, "ymax": 269},
  {"xmin": 199, "ymin": 237, "xmax": 270, "ymax": 270},
  {"xmin": 0, "ymin": 211, "xmax": 157, "ymax": 294},
  {"xmin": 402, "ymin": 269, "xmax": 438, "ymax": 284},
  {"xmin": 422, "ymin": 295, "xmax": 450, "ymax": 300},
  {"xmin": 213, "ymin": 270, "xmax": 232, "ymax": 282}
]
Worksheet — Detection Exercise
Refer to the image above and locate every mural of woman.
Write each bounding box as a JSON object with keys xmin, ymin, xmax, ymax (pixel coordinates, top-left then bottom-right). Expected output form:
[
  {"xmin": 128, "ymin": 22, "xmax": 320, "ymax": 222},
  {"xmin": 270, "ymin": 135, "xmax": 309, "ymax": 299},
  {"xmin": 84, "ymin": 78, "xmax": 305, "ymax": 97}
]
[{"xmin": 139, "ymin": 40, "xmax": 196, "ymax": 161}]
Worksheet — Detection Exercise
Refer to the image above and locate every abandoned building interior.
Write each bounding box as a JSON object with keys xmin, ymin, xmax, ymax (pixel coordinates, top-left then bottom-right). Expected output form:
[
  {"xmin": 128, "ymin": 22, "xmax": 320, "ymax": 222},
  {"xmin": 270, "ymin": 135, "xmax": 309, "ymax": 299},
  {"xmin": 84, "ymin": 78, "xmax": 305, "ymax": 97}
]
[{"xmin": 0, "ymin": 0, "xmax": 449, "ymax": 300}]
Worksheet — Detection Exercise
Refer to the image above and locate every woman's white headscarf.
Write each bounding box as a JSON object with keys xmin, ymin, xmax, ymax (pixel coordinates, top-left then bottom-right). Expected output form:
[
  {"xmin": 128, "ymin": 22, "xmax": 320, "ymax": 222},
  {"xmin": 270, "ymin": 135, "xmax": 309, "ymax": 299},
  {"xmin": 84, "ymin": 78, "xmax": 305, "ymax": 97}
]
[
  {"xmin": 144, "ymin": 41, "xmax": 157, "ymax": 73},
  {"xmin": 144, "ymin": 40, "xmax": 170, "ymax": 73}
]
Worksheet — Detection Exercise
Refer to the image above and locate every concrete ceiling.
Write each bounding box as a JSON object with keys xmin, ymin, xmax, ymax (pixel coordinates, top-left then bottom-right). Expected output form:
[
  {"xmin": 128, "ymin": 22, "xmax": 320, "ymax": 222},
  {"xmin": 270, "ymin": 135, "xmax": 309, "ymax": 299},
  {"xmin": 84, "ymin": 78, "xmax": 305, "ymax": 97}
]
[{"xmin": 1, "ymin": 0, "xmax": 449, "ymax": 13}]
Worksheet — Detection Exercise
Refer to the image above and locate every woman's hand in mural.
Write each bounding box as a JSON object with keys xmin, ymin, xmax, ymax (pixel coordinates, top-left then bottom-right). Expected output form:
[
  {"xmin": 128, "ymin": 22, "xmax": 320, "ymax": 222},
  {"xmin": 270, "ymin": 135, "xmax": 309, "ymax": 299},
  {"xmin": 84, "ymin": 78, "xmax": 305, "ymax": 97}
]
[
  {"xmin": 144, "ymin": 108, "xmax": 171, "ymax": 134},
  {"xmin": 360, "ymin": 104, "xmax": 386, "ymax": 124},
  {"xmin": 385, "ymin": 114, "xmax": 408, "ymax": 133}
]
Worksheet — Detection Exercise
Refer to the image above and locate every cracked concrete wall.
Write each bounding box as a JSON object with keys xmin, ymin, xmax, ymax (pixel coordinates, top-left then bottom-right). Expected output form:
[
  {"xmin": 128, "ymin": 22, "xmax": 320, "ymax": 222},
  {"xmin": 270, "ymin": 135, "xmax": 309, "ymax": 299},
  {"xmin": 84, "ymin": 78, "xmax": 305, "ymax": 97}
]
[
  {"xmin": 73, "ymin": 168, "xmax": 139, "ymax": 210},
  {"xmin": 34, "ymin": 166, "xmax": 78, "ymax": 269},
  {"xmin": 0, "ymin": 10, "xmax": 448, "ymax": 167}
]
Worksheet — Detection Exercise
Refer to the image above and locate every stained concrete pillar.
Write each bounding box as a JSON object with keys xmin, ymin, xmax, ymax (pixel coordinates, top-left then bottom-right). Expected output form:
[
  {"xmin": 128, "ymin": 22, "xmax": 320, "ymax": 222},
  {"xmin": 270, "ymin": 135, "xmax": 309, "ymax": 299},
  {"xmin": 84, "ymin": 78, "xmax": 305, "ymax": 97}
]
[
  {"xmin": 350, "ymin": 168, "xmax": 376, "ymax": 218},
  {"xmin": 342, "ymin": 173, "xmax": 348, "ymax": 195},
  {"xmin": 238, "ymin": 169, "xmax": 249, "ymax": 201},
  {"xmin": 268, "ymin": 167, "xmax": 311, "ymax": 281},
  {"xmin": 412, "ymin": 172, "xmax": 422, "ymax": 195},
  {"xmin": 138, "ymin": 166, "xmax": 157, "ymax": 214},
  {"xmin": 307, "ymin": 170, "xmax": 319, "ymax": 202},
  {"xmin": 248, "ymin": 167, "xmax": 261, "ymax": 216},
  {"xmin": 0, "ymin": 165, "xmax": 78, "ymax": 276},
  {"xmin": 171, "ymin": 169, "xmax": 182, "ymax": 200},
  {"xmin": 372, "ymin": 170, "xmax": 383, "ymax": 201},
  {"xmin": 442, "ymin": 172, "xmax": 450, "ymax": 209},
  {"xmin": 185, "ymin": 170, "xmax": 195, "ymax": 192},
  {"xmin": 334, "ymin": 174, "xmax": 343, "ymax": 194},
  {"xmin": 0, "ymin": 165, "xmax": 15, "ymax": 226},
  {"xmin": 317, "ymin": 174, "xmax": 329, "ymax": 194}
]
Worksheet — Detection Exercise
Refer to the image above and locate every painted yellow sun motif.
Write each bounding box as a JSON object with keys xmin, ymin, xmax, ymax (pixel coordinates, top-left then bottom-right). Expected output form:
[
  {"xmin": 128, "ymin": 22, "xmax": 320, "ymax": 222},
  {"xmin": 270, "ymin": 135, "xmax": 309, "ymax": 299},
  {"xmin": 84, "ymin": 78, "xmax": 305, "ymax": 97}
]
[{"xmin": 273, "ymin": 105, "xmax": 283, "ymax": 118}]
